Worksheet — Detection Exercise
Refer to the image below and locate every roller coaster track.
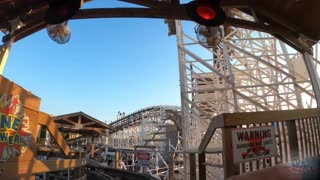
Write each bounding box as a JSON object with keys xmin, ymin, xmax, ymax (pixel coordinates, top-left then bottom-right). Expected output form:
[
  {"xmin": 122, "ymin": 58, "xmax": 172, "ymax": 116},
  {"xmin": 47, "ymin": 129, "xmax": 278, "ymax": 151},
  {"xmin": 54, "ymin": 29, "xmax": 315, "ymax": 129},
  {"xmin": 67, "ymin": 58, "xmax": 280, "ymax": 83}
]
[{"xmin": 110, "ymin": 105, "xmax": 181, "ymax": 130}]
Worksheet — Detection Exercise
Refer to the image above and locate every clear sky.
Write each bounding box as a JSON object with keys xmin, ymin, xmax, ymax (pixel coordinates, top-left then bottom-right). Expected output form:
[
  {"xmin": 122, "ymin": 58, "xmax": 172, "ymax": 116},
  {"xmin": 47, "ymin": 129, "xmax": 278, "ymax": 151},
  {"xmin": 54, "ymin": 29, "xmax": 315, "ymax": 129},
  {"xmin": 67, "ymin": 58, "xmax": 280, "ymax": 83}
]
[{"xmin": 3, "ymin": 1, "xmax": 183, "ymax": 123}]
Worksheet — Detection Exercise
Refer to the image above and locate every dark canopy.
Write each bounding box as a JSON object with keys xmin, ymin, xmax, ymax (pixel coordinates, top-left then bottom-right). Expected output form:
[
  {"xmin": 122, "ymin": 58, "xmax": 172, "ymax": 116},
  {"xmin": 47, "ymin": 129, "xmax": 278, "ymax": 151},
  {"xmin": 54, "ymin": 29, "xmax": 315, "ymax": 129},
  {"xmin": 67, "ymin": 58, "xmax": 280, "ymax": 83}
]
[{"xmin": 0, "ymin": 0, "xmax": 319, "ymax": 51}]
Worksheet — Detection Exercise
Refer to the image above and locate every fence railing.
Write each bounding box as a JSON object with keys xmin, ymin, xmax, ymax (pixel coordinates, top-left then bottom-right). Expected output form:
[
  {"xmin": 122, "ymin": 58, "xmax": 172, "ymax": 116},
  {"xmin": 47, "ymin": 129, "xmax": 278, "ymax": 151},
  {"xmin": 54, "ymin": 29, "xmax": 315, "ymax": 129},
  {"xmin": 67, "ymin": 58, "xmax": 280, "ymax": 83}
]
[{"xmin": 197, "ymin": 108, "xmax": 320, "ymax": 179}]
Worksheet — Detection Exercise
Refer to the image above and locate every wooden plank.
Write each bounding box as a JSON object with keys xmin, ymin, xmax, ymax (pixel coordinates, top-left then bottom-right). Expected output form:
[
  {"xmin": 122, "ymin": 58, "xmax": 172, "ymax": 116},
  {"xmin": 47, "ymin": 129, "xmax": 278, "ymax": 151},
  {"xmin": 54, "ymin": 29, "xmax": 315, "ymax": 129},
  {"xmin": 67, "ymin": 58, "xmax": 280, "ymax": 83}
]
[
  {"xmin": 298, "ymin": 119, "xmax": 305, "ymax": 160},
  {"xmin": 33, "ymin": 159, "xmax": 86, "ymax": 173},
  {"xmin": 0, "ymin": 159, "xmax": 86, "ymax": 176},
  {"xmin": 241, "ymin": 162, "xmax": 246, "ymax": 173},
  {"xmin": 115, "ymin": 150, "xmax": 120, "ymax": 169},
  {"xmin": 198, "ymin": 153, "xmax": 206, "ymax": 180},
  {"xmin": 66, "ymin": 135, "xmax": 84, "ymax": 143},
  {"xmin": 287, "ymin": 120, "xmax": 299, "ymax": 161},
  {"xmin": 53, "ymin": 112, "xmax": 115, "ymax": 131},
  {"xmin": 78, "ymin": 116, "xmax": 82, "ymax": 124},
  {"xmin": 198, "ymin": 114, "xmax": 224, "ymax": 153},
  {"xmin": 260, "ymin": 124, "xmax": 267, "ymax": 169},
  {"xmin": 57, "ymin": 124, "xmax": 106, "ymax": 133},
  {"xmin": 317, "ymin": 117, "xmax": 320, "ymax": 155},
  {"xmin": 306, "ymin": 118, "xmax": 312, "ymax": 156},
  {"xmin": 310, "ymin": 118, "xmax": 316, "ymax": 156},
  {"xmin": 256, "ymin": 156, "xmax": 260, "ymax": 170},
  {"xmin": 82, "ymin": 122, "xmax": 96, "ymax": 126},
  {"xmin": 301, "ymin": 119, "xmax": 308, "ymax": 159},
  {"xmin": 249, "ymin": 159, "xmax": 253, "ymax": 171},
  {"xmin": 281, "ymin": 121, "xmax": 288, "ymax": 163},
  {"xmin": 37, "ymin": 112, "xmax": 70, "ymax": 157},
  {"xmin": 240, "ymin": 125, "xmax": 247, "ymax": 173},
  {"xmin": 0, "ymin": 75, "xmax": 41, "ymax": 111},
  {"xmin": 223, "ymin": 108, "xmax": 320, "ymax": 127},
  {"xmin": 313, "ymin": 117, "xmax": 320, "ymax": 155},
  {"xmin": 37, "ymin": 146, "xmax": 60, "ymax": 153},
  {"xmin": 223, "ymin": 127, "xmax": 239, "ymax": 178},
  {"xmin": 303, "ymin": 53, "xmax": 320, "ymax": 105},
  {"xmin": 272, "ymin": 122, "xmax": 278, "ymax": 165},
  {"xmin": 168, "ymin": 152, "xmax": 174, "ymax": 180},
  {"xmin": 62, "ymin": 118, "xmax": 77, "ymax": 125},
  {"xmin": 0, "ymin": 76, "xmax": 42, "ymax": 163},
  {"xmin": 189, "ymin": 153, "xmax": 196, "ymax": 180},
  {"xmin": 303, "ymin": 119, "xmax": 311, "ymax": 157},
  {"xmin": 268, "ymin": 157, "xmax": 272, "ymax": 167},
  {"xmin": 275, "ymin": 121, "xmax": 282, "ymax": 163},
  {"xmin": 202, "ymin": 162, "xmax": 223, "ymax": 168},
  {"xmin": 295, "ymin": 119, "xmax": 303, "ymax": 160}
]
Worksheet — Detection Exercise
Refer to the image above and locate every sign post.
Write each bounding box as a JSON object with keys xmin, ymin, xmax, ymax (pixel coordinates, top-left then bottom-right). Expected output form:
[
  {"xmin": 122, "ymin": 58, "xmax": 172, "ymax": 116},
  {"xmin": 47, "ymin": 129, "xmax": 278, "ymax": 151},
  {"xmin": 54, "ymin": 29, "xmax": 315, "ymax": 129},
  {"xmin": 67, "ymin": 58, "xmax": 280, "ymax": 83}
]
[
  {"xmin": 232, "ymin": 126, "xmax": 277, "ymax": 163},
  {"xmin": 137, "ymin": 152, "xmax": 150, "ymax": 168}
]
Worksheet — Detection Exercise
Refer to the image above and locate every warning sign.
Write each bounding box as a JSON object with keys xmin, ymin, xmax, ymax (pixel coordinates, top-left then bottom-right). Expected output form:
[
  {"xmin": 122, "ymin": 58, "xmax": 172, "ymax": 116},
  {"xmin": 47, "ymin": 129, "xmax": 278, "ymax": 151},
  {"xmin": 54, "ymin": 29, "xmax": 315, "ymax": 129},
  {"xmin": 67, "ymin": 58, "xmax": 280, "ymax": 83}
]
[
  {"xmin": 232, "ymin": 126, "xmax": 277, "ymax": 163},
  {"xmin": 137, "ymin": 152, "xmax": 150, "ymax": 167}
]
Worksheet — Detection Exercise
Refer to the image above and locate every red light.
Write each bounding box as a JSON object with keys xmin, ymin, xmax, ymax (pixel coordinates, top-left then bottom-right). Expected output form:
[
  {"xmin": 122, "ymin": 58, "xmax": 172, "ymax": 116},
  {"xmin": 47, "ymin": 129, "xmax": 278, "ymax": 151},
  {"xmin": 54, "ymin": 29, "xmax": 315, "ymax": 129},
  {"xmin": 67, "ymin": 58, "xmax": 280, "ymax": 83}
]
[{"xmin": 196, "ymin": 5, "xmax": 217, "ymax": 20}]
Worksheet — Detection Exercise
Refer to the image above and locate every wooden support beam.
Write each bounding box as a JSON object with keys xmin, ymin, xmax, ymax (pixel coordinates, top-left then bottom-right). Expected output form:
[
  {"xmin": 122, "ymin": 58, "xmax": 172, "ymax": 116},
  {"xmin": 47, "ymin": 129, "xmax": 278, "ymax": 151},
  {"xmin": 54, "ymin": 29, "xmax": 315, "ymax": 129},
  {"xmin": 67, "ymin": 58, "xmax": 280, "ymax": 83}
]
[
  {"xmin": 66, "ymin": 135, "xmax": 84, "ymax": 142},
  {"xmin": 223, "ymin": 127, "xmax": 239, "ymax": 178},
  {"xmin": 37, "ymin": 112, "xmax": 71, "ymax": 157},
  {"xmin": 115, "ymin": 150, "xmax": 120, "ymax": 169},
  {"xmin": 198, "ymin": 115, "xmax": 224, "ymax": 153},
  {"xmin": 14, "ymin": 21, "xmax": 46, "ymax": 43},
  {"xmin": 168, "ymin": 152, "xmax": 175, "ymax": 180},
  {"xmin": 189, "ymin": 153, "xmax": 197, "ymax": 180},
  {"xmin": 91, "ymin": 143, "xmax": 95, "ymax": 158},
  {"xmin": 62, "ymin": 118, "xmax": 77, "ymax": 125},
  {"xmin": 287, "ymin": 121, "xmax": 299, "ymax": 161},
  {"xmin": 78, "ymin": 116, "xmax": 82, "ymax": 124},
  {"xmin": 198, "ymin": 153, "xmax": 206, "ymax": 180},
  {"xmin": 0, "ymin": 159, "xmax": 86, "ymax": 175},
  {"xmin": 303, "ymin": 53, "xmax": 320, "ymax": 106},
  {"xmin": 57, "ymin": 124, "xmax": 106, "ymax": 133},
  {"xmin": 82, "ymin": 122, "xmax": 96, "ymax": 126},
  {"xmin": 222, "ymin": 108, "xmax": 320, "ymax": 127}
]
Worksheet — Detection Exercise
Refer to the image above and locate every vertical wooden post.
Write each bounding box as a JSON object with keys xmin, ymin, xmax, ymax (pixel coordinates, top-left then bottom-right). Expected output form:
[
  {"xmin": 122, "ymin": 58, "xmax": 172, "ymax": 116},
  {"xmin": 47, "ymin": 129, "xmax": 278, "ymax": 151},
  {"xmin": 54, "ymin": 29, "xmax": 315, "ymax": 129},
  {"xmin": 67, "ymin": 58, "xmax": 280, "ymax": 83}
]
[
  {"xmin": 223, "ymin": 127, "xmax": 239, "ymax": 179},
  {"xmin": 132, "ymin": 153, "xmax": 135, "ymax": 172},
  {"xmin": 115, "ymin": 150, "xmax": 120, "ymax": 169},
  {"xmin": 91, "ymin": 136, "xmax": 95, "ymax": 159},
  {"xmin": 287, "ymin": 121, "xmax": 299, "ymax": 161},
  {"xmin": 35, "ymin": 125, "xmax": 42, "ymax": 144},
  {"xmin": 168, "ymin": 152, "xmax": 175, "ymax": 180},
  {"xmin": 198, "ymin": 153, "xmax": 206, "ymax": 180},
  {"xmin": 78, "ymin": 115, "xmax": 81, "ymax": 124},
  {"xmin": 189, "ymin": 153, "xmax": 196, "ymax": 180}
]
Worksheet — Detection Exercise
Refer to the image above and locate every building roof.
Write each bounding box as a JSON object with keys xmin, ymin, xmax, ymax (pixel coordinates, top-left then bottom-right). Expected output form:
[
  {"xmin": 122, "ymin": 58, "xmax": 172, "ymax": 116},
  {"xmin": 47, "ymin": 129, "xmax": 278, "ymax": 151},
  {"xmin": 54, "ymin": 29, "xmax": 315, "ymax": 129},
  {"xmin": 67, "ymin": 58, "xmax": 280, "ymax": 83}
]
[{"xmin": 53, "ymin": 111, "xmax": 115, "ymax": 135}]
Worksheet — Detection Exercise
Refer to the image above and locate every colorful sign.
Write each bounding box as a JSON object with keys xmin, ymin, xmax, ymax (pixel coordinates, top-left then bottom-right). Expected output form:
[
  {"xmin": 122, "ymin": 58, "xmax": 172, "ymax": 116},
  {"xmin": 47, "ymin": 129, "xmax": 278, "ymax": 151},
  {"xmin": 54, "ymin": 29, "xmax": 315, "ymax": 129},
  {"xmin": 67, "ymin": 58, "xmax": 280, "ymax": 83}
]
[
  {"xmin": 0, "ymin": 94, "xmax": 32, "ymax": 161},
  {"xmin": 232, "ymin": 126, "xmax": 277, "ymax": 163},
  {"xmin": 137, "ymin": 152, "xmax": 150, "ymax": 167}
]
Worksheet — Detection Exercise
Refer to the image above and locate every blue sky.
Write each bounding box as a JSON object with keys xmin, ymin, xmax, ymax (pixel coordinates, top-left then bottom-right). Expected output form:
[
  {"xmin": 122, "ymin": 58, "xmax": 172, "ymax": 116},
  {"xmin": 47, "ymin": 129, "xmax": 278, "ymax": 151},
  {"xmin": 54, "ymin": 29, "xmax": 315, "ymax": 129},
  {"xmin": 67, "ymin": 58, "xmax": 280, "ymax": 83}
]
[{"xmin": 3, "ymin": 1, "xmax": 183, "ymax": 123}]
